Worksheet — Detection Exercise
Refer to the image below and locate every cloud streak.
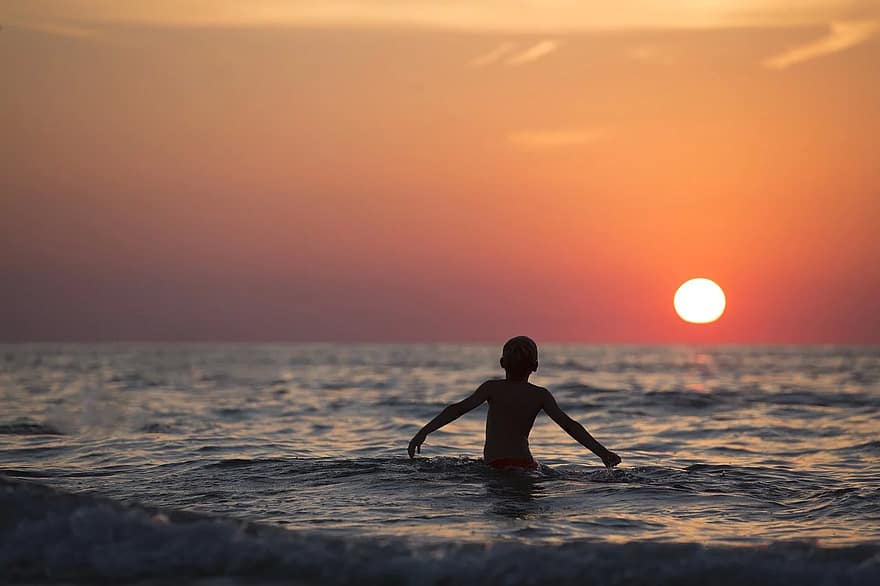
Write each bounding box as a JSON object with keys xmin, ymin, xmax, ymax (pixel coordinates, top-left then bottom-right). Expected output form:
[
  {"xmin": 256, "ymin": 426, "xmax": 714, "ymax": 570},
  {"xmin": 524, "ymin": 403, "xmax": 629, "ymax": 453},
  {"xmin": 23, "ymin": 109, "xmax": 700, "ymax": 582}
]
[
  {"xmin": 468, "ymin": 40, "xmax": 560, "ymax": 68},
  {"xmin": 5, "ymin": 1, "xmax": 874, "ymax": 32},
  {"xmin": 505, "ymin": 40, "xmax": 560, "ymax": 66},
  {"xmin": 762, "ymin": 20, "xmax": 879, "ymax": 69}
]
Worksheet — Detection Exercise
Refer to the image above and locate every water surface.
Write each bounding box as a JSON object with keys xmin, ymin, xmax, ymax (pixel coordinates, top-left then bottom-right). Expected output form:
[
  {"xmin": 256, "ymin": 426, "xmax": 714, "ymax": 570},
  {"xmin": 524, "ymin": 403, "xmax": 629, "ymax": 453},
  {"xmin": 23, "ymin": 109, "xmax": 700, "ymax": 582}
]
[{"xmin": 1, "ymin": 344, "xmax": 878, "ymax": 583}]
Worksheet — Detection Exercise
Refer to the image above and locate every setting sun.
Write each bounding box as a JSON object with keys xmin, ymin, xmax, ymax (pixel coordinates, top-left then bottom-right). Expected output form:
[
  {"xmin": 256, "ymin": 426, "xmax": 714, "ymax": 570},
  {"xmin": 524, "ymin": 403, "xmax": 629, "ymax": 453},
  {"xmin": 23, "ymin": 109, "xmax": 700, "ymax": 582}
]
[{"xmin": 674, "ymin": 278, "xmax": 726, "ymax": 324}]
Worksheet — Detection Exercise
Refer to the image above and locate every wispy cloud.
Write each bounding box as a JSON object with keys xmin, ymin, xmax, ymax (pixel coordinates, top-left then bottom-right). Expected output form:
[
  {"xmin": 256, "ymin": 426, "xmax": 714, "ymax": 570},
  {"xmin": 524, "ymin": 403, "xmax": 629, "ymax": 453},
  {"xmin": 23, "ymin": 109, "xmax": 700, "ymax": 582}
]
[
  {"xmin": 762, "ymin": 20, "xmax": 879, "ymax": 69},
  {"xmin": 627, "ymin": 45, "xmax": 677, "ymax": 66},
  {"xmin": 468, "ymin": 40, "xmax": 560, "ymax": 68},
  {"xmin": 3, "ymin": 1, "xmax": 877, "ymax": 32},
  {"xmin": 469, "ymin": 42, "xmax": 517, "ymax": 68},
  {"xmin": 507, "ymin": 128, "xmax": 605, "ymax": 151},
  {"xmin": 506, "ymin": 40, "xmax": 560, "ymax": 66}
]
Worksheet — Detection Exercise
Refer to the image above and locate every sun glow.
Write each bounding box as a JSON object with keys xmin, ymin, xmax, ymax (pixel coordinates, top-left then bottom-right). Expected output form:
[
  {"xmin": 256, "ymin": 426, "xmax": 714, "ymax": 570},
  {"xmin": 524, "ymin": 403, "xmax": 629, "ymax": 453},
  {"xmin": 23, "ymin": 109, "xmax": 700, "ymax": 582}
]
[{"xmin": 674, "ymin": 278, "xmax": 726, "ymax": 324}]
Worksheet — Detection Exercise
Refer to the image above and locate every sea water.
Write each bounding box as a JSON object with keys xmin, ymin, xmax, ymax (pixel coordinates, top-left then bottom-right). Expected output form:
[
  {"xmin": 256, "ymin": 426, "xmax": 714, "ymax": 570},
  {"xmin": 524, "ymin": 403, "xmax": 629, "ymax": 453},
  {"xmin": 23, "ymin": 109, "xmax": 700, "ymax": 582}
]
[{"xmin": 1, "ymin": 344, "xmax": 878, "ymax": 584}]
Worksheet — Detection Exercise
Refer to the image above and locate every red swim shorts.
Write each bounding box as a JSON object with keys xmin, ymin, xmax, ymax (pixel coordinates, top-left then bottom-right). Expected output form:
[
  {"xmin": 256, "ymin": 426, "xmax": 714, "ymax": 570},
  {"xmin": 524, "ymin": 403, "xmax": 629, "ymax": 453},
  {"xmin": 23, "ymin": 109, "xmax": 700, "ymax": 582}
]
[{"xmin": 488, "ymin": 458, "xmax": 538, "ymax": 471}]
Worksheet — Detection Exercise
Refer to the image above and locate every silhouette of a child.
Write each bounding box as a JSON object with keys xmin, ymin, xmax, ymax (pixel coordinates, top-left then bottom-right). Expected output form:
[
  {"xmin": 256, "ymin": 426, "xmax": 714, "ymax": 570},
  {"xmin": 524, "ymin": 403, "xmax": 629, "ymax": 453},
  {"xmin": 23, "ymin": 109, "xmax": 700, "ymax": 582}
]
[{"xmin": 408, "ymin": 336, "xmax": 621, "ymax": 470}]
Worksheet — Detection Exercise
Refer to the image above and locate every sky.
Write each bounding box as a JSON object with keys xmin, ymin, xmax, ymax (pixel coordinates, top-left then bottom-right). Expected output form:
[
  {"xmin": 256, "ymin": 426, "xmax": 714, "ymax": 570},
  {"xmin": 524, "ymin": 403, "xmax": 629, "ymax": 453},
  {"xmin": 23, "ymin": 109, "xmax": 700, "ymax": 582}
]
[{"xmin": 1, "ymin": 1, "xmax": 879, "ymax": 343}]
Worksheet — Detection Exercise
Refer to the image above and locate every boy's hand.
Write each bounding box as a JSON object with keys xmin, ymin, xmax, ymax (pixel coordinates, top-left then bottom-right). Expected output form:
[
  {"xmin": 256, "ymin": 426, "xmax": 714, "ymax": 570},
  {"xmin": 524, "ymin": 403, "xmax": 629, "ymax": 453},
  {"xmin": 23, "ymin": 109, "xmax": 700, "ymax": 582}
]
[
  {"xmin": 601, "ymin": 450, "xmax": 621, "ymax": 468},
  {"xmin": 408, "ymin": 431, "xmax": 426, "ymax": 459}
]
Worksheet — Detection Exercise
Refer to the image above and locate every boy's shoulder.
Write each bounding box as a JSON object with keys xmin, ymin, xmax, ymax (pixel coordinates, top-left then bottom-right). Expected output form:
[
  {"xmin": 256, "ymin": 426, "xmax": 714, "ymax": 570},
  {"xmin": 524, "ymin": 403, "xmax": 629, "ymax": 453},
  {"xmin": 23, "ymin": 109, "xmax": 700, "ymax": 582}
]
[
  {"xmin": 480, "ymin": 379, "xmax": 506, "ymax": 389},
  {"xmin": 480, "ymin": 379, "xmax": 550, "ymax": 394},
  {"xmin": 529, "ymin": 382, "xmax": 552, "ymax": 396}
]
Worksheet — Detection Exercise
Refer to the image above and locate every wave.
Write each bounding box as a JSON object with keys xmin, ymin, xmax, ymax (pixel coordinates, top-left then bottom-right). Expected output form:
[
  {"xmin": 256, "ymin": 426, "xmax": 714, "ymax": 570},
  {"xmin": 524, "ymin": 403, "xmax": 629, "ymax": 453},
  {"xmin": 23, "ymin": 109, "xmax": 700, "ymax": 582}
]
[
  {"xmin": 138, "ymin": 422, "xmax": 177, "ymax": 434},
  {"xmin": 0, "ymin": 419, "xmax": 64, "ymax": 436},
  {"xmin": 1, "ymin": 475, "xmax": 877, "ymax": 585}
]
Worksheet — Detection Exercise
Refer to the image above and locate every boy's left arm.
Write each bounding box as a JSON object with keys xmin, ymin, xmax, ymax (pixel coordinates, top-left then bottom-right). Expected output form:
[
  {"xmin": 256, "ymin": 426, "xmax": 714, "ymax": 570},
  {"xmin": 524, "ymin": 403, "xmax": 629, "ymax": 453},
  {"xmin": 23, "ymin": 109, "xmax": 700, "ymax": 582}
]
[
  {"xmin": 542, "ymin": 388, "xmax": 621, "ymax": 467},
  {"xmin": 408, "ymin": 383, "xmax": 491, "ymax": 458}
]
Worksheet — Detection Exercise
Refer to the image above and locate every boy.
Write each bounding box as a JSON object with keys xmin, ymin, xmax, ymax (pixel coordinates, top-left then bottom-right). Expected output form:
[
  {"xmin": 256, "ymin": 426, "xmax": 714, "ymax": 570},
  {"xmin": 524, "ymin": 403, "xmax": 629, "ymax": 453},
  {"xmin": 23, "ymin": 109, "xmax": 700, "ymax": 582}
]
[{"xmin": 408, "ymin": 336, "xmax": 621, "ymax": 470}]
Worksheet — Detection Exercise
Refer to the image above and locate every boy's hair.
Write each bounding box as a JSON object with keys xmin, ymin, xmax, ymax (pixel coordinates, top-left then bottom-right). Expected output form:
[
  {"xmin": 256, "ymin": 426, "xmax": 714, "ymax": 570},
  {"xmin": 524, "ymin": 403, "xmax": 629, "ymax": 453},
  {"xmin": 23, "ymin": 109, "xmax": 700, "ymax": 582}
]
[{"xmin": 501, "ymin": 336, "xmax": 539, "ymax": 377}]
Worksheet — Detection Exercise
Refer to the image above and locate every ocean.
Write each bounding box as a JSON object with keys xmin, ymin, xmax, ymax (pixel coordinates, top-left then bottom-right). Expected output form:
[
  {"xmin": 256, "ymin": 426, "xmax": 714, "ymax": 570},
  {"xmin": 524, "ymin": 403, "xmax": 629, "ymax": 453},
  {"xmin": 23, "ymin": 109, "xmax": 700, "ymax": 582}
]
[{"xmin": 1, "ymin": 343, "xmax": 878, "ymax": 584}]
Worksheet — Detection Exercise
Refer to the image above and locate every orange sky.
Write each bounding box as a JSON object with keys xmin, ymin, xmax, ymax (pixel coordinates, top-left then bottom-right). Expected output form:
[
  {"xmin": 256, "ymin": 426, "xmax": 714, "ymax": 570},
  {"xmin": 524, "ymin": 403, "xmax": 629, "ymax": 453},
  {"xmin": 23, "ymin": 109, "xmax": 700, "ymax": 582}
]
[{"xmin": 1, "ymin": 2, "xmax": 879, "ymax": 342}]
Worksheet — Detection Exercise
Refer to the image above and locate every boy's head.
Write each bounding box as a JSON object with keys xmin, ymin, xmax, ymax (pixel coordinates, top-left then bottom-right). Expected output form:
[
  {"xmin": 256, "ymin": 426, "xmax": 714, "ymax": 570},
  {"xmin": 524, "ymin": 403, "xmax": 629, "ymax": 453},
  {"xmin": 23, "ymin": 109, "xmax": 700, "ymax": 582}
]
[{"xmin": 500, "ymin": 336, "xmax": 538, "ymax": 378}]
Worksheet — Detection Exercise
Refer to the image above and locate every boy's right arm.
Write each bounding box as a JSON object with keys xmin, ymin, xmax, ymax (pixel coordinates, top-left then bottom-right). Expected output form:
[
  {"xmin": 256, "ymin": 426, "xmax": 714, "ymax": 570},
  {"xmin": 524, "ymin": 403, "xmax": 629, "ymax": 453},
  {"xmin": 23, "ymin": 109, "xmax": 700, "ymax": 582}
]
[
  {"xmin": 542, "ymin": 389, "xmax": 621, "ymax": 468},
  {"xmin": 408, "ymin": 382, "xmax": 492, "ymax": 458}
]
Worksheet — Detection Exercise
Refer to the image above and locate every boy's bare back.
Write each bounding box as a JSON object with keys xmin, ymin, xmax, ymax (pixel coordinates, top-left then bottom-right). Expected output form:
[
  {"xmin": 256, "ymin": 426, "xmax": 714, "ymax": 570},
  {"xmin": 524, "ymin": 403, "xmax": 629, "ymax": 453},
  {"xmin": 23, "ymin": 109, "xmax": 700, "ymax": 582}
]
[{"xmin": 481, "ymin": 379, "xmax": 545, "ymax": 462}]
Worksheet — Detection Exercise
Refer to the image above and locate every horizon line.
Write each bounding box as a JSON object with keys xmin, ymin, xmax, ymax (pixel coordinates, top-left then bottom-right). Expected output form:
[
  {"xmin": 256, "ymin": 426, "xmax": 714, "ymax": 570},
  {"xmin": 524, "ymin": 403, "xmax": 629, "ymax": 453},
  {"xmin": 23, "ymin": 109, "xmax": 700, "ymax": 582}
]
[{"xmin": 1, "ymin": 340, "xmax": 877, "ymax": 347}]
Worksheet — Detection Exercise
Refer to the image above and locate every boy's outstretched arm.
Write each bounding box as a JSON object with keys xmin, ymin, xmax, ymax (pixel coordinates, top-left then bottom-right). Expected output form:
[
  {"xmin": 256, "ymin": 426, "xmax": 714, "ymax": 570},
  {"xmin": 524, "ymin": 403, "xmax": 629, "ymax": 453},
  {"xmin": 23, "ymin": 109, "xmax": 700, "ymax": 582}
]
[
  {"xmin": 542, "ymin": 389, "xmax": 621, "ymax": 468},
  {"xmin": 408, "ymin": 383, "xmax": 491, "ymax": 458}
]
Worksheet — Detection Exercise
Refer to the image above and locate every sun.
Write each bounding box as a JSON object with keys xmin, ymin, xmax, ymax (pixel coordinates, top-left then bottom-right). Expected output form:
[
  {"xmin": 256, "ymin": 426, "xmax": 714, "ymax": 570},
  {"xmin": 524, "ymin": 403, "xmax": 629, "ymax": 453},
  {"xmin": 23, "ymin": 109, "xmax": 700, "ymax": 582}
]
[{"xmin": 674, "ymin": 278, "xmax": 726, "ymax": 324}]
